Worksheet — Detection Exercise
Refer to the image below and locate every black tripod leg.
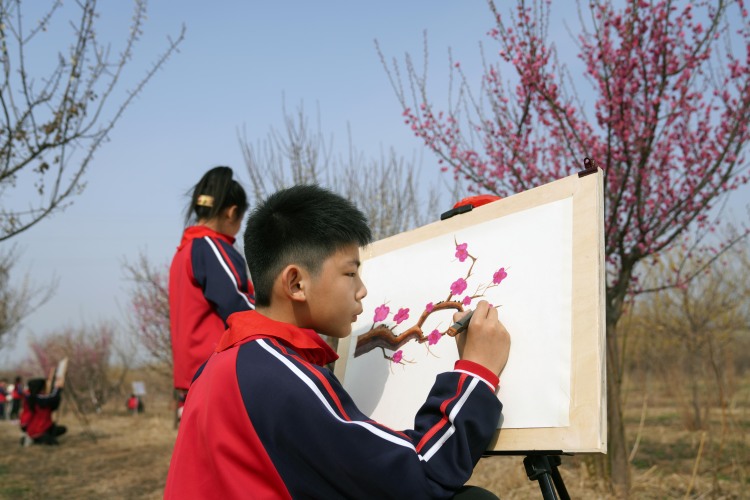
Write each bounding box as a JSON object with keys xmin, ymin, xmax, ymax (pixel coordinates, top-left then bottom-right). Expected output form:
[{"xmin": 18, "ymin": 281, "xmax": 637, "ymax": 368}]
[
  {"xmin": 547, "ymin": 456, "xmax": 570, "ymax": 500},
  {"xmin": 523, "ymin": 456, "xmax": 559, "ymax": 500}
]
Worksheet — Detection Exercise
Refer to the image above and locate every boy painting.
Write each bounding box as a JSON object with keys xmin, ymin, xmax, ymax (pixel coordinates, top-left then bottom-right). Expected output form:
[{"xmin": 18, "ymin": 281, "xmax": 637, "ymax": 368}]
[{"xmin": 165, "ymin": 185, "xmax": 511, "ymax": 499}]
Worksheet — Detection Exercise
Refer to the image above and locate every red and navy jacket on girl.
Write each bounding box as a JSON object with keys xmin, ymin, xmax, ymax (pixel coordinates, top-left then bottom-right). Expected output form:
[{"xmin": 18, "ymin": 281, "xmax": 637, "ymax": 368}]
[
  {"xmin": 169, "ymin": 226, "xmax": 255, "ymax": 390},
  {"xmin": 164, "ymin": 311, "xmax": 502, "ymax": 499}
]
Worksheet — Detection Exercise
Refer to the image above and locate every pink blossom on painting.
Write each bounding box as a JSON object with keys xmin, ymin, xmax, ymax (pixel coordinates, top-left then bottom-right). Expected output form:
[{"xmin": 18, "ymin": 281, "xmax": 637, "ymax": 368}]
[
  {"xmin": 392, "ymin": 350, "xmax": 403, "ymax": 364},
  {"xmin": 493, "ymin": 268, "xmax": 508, "ymax": 284},
  {"xmin": 428, "ymin": 329, "xmax": 441, "ymax": 345},
  {"xmin": 393, "ymin": 307, "xmax": 410, "ymax": 324},
  {"xmin": 455, "ymin": 242, "xmax": 469, "ymax": 262},
  {"xmin": 462, "ymin": 295, "xmax": 472, "ymax": 306},
  {"xmin": 450, "ymin": 277, "xmax": 468, "ymax": 296},
  {"xmin": 425, "ymin": 302, "xmax": 434, "ymax": 312},
  {"xmin": 373, "ymin": 304, "xmax": 390, "ymax": 323}
]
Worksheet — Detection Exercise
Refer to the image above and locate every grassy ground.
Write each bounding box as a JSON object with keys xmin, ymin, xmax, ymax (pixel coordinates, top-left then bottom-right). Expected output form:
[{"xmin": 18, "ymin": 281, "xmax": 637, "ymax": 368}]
[
  {"xmin": 0, "ymin": 405, "xmax": 174, "ymax": 499},
  {"xmin": 0, "ymin": 376, "xmax": 746, "ymax": 499}
]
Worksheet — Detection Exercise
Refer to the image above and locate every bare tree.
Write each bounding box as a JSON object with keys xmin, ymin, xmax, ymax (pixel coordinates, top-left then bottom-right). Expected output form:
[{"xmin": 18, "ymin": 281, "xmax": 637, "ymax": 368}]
[
  {"xmin": 0, "ymin": 0, "xmax": 185, "ymax": 241},
  {"xmin": 240, "ymin": 102, "xmax": 445, "ymax": 241},
  {"xmin": 0, "ymin": 246, "xmax": 54, "ymax": 347},
  {"xmin": 623, "ymin": 234, "xmax": 750, "ymax": 490}
]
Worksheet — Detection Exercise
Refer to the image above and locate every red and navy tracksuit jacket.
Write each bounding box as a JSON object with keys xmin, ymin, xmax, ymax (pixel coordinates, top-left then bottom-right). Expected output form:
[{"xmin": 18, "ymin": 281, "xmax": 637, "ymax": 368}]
[
  {"xmin": 169, "ymin": 226, "xmax": 255, "ymax": 390},
  {"xmin": 165, "ymin": 311, "xmax": 502, "ymax": 499},
  {"xmin": 20, "ymin": 388, "xmax": 61, "ymax": 438}
]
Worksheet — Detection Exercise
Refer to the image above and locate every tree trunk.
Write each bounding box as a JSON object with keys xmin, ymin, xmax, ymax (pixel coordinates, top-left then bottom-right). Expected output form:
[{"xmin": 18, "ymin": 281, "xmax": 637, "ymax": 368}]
[{"xmin": 606, "ymin": 319, "xmax": 631, "ymax": 496}]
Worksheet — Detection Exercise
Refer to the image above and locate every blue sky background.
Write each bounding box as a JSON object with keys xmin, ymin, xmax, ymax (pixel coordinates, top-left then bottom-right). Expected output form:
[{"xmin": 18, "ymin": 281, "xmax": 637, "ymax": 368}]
[{"xmin": 4, "ymin": 1, "xmax": 748, "ymax": 364}]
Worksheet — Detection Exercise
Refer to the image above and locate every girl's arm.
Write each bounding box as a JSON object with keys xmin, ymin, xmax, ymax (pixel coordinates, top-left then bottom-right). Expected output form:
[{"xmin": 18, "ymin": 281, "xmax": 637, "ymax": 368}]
[{"xmin": 192, "ymin": 237, "xmax": 254, "ymax": 321}]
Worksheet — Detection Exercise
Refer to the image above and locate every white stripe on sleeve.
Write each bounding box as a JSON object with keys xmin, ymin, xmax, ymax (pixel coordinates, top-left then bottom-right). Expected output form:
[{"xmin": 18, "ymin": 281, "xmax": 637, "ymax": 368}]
[
  {"xmin": 421, "ymin": 377, "xmax": 480, "ymax": 462},
  {"xmin": 256, "ymin": 339, "xmax": 420, "ymax": 456},
  {"xmin": 203, "ymin": 236, "xmax": 254, "ymax": 309}
]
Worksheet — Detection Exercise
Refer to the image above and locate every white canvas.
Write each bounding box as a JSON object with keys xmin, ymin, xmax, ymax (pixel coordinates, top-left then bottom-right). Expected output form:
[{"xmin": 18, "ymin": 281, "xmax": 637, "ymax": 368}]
[
  {"xmin": 132, "ymin": 381, "xmax": 147, "ymax": 396},
  {"xmin": 342, "ymin": 197, "xmax": 573, "ymax": 430}
]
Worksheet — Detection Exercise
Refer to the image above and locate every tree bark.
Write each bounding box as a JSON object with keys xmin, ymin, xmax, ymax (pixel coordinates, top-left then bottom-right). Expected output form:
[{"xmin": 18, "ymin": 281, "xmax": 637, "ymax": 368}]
[{"xmin": 606, "ymin": 319, "xmax": 631, "ymax": 496}]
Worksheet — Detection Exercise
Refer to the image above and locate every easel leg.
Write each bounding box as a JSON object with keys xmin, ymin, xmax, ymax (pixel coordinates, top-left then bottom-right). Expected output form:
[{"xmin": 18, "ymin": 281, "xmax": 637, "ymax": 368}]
[
  {"xmin": 523, "ymin": 455, "xmax": 570, "ymax": 500},
  {"xmin": 548, "ymin": 457, "xmax": 569, "ymax": 499}
]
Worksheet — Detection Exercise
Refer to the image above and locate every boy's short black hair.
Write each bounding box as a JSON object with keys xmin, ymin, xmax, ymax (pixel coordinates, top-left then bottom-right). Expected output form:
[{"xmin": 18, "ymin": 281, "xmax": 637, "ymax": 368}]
[{"xmin": 244, "ymin": 184, "xmax": 372, "ymax": 307}]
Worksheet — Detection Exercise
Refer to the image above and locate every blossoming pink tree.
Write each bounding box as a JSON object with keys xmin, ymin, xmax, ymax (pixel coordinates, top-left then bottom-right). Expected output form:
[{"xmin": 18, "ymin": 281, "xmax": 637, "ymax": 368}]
[
  {"xmin": 380, "ymin": 0, "xmax": 750, "ymax": 492},
  {"xmin": 124, "ymin": 254, "xmax": 172, "ymax": 378},
  {"xmin": 28, "ymin": 322, "xmax": 121, "ymax": 415}
]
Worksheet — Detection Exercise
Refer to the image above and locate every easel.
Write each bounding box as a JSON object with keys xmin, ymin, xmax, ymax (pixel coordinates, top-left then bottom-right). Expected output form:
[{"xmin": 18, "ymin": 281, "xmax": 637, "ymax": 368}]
[{"xmin": 439, "ymin": 160, "xmax": 600, "ymax": 500}]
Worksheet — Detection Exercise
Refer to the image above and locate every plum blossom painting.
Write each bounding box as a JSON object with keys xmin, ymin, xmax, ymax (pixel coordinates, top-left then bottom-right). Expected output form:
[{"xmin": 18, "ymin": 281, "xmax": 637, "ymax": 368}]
[
  {"xmin": 352, "ymin": 237, "xmax": 511, "ymax": 363},
  {"xmin": 341, "ymin": 197, "xmax": 573, "ymax": 431},
  {"xmin": 335, "ymin": 170, "xmax": 606, "ymax": 453}
]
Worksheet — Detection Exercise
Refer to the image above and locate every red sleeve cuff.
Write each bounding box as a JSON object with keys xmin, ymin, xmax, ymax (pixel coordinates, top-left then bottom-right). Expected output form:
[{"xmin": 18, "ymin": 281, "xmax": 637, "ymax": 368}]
[{"xmin": 454, "ymin": 360, "xmax": 500, "ymax": 390}]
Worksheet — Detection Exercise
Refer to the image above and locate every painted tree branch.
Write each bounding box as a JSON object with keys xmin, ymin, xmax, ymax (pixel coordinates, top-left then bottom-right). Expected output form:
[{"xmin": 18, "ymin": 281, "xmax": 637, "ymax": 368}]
[
  {"xmin": 354, "ymin": 239, "xmax": 509, "ymax": 362},
  {"xmin": 354, "ymin": 300, "xmax": 463, "ymax": 358}
]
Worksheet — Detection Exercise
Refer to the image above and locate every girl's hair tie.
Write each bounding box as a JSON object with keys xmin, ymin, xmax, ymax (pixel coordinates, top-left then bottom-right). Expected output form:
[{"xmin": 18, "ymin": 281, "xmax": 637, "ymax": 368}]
[{"xmin": 196, "ymin": 195, "xmax": 214, "ymax": 207}]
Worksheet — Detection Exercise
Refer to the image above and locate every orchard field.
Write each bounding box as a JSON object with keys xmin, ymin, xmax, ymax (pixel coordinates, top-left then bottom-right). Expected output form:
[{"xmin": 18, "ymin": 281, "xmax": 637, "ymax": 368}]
[{"xmin": 0, "ymin": 368, "xmax": 746, "ymax": 499}]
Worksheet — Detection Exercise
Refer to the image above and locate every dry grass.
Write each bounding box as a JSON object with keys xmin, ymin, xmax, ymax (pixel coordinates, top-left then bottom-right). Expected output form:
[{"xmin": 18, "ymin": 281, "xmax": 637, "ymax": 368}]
[
  {"xmin": 0, "ymin": 399, "xmax": 176, "ymax": 499},
  {"xmin": 0, "ymin": 374, "xmax": 746, "ymax": 499}
]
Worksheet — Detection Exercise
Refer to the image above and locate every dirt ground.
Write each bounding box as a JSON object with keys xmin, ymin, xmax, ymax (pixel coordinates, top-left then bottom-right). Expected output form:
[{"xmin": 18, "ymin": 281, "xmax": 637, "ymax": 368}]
[
  {"xmin": 0, "ymin": 378, "xmax": 746, "ymax": 499},
  {"xmin": 0, "ymin": 409, "xmax": 572, "ymax": 499},
  {"xmin": 0, "ymin": 405, "xmax": 174, "ymax": 499}
]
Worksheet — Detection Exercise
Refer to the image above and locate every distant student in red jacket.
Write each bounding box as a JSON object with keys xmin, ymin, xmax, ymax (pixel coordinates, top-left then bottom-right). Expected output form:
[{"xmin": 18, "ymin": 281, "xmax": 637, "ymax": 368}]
[
  {"xmin": 20, "ymin": 378, "xmax": 66, "ymax": 446},
  {"xmin": 169, "ymin": 166, "xmax": 255, "ymax": 396},
  {"xmin": 126, "ymin": 394, "xmax": 144, "ymax": 414},
  {"xmin": 165, "ymin": 185, "xmax": 511, "ymax": 499}
]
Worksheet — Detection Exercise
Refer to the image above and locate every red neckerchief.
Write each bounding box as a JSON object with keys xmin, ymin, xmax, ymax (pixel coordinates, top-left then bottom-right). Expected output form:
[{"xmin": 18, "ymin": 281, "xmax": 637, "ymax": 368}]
[
  {"xmin": 216, "ymin": 311, "xmax": 339, "ymax": 367},
  {"xmin": 177, "ymin": 225, "xmax": 235, "ymax": 251}
]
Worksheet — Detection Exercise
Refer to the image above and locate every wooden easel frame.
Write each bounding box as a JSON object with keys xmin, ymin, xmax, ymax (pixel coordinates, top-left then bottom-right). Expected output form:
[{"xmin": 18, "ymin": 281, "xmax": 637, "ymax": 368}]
[{"xmin": 336, "ymin": 169, "xmax": 606, "ymax": 453}]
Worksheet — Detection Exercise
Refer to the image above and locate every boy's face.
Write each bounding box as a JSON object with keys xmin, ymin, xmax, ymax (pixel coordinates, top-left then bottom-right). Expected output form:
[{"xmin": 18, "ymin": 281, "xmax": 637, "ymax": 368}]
[{"xmin": 303, "ymin": 243, "xmax": 367, "ymax": 339}]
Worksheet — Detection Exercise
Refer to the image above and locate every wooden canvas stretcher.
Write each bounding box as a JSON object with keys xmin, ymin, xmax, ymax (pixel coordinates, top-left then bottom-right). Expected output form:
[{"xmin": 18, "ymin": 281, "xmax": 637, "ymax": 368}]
[{"xmin": 335, "ymin": 169, "xmax": 606, "ymax": 453}]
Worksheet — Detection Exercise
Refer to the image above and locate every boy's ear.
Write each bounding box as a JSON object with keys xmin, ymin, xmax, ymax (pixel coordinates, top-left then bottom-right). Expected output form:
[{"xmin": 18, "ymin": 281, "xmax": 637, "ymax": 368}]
[{"xmin": 279, "ymin": 264, "xmax": 307, "ymax": 303}]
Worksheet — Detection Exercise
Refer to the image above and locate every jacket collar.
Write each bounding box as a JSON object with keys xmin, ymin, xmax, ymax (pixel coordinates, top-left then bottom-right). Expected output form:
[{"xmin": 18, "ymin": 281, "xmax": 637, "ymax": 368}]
[
  {"xmin": 216, "ymin": 311, "xmax": 339, "ymax": 366},
  {"xmin": 178, "ymin": 225, "xmax": 235, "ymax": 250}
]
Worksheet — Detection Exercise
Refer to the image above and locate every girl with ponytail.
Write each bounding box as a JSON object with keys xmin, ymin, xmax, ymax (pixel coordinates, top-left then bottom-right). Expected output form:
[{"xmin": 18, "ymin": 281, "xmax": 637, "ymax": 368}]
[{"xmin": 169, "ymin": 166, "xmax": 255, "ymax": 397}]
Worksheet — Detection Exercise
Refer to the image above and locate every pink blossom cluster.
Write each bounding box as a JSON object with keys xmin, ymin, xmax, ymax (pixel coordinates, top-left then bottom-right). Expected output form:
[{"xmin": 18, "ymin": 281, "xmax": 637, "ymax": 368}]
[{"xmin": 372, "ymin": 304, "xmax": 410, "ymax": 326}]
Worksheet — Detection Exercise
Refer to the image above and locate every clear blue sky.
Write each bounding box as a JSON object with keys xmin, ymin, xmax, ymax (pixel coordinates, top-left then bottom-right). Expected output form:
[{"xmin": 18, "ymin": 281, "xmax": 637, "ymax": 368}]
[{"xmin": 4, "ymin": 1, "xmax": 749, "ymax": 364}]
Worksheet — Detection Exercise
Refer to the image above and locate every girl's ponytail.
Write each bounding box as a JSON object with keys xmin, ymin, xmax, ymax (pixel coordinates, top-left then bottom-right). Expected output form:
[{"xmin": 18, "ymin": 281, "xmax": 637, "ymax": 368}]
[{"xmin": 185, "ymin": 166, "xmax": 248, "ymax": 227}]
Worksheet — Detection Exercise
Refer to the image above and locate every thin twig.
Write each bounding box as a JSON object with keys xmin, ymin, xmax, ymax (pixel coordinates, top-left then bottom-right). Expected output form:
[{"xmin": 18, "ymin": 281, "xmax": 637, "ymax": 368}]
[
  {"xmin": 628, "ymin": 394, "xmax": 648, "ymax": 463},
  {"xmin": 684, "ymin": 431, "xmax": 706, "ymax": 499}
]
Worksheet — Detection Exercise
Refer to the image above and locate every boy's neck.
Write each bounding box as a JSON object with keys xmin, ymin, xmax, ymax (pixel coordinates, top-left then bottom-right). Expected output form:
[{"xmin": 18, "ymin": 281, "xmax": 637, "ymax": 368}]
[{"xmin": 255, "ymin": 305, "xmax": 303, "ymax": 330}]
